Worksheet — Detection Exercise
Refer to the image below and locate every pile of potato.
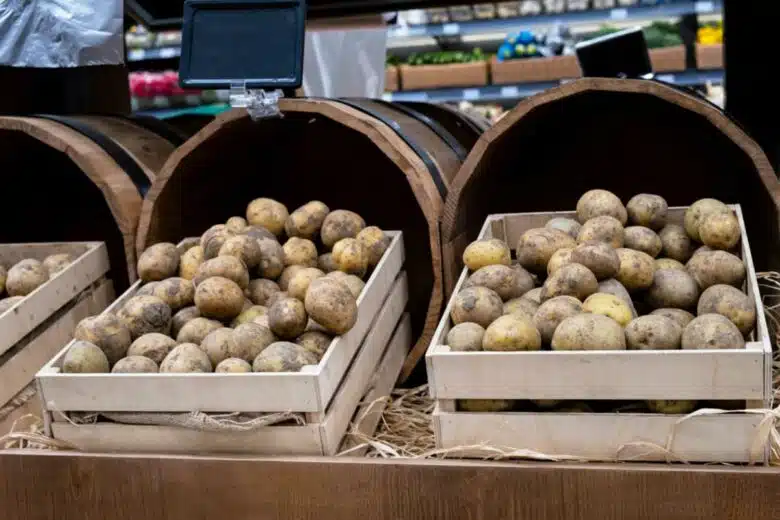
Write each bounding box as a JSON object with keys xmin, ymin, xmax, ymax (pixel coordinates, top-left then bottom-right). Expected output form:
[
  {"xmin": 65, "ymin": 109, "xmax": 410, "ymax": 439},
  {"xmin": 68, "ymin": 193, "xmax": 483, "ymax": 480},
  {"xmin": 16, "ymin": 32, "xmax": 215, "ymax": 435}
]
[
  {"xmin": 0, "ymin": 253, "xmax": 74, "ymax": 314},
  {"xmin": 450, "ymin": 190, "xmax": 755, "ymax": 414},
  {"xmin": 62, "ymin": 198, "xmax": 390, "ymax": 375}
]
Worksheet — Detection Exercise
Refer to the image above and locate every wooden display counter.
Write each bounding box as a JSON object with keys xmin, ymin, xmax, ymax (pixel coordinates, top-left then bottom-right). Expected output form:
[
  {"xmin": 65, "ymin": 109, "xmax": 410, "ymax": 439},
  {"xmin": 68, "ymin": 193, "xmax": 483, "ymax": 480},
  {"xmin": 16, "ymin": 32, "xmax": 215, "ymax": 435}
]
[{"xmin": 1, "ymin": 451, "xmax": 779, "ymax": 519}]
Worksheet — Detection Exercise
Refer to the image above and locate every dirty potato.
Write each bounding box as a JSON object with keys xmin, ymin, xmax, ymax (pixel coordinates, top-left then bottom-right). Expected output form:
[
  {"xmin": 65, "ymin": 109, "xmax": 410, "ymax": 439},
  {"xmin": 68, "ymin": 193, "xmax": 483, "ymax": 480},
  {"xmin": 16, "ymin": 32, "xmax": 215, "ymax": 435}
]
[
  {"xmin": 570, "ymin": 241, "xmax": 619, "ymax": 280},
  {"xmin": 517, "ymin": 228, "xmax": 576, "ymax": 274},
  {"xmin": 200, "ymin": 225, "xmax": 234, "ymax": 260},
  {"xmin": 356, "ymin": 226, "xmax": 390, "ymax": 268},
  {"xmin": 577, "ymin": 216, "xmax": 624, "ymax": 248},
  {"xmin": 547, "ymin": 248, "xmax": 573, "ymax": 276},
  {"xmin": 225, "ymin": 216, "xmax": 248, "ymax": 233},
  {"xmin": 523, "ymin": 288, "xmax": 543, "ymax": 305},
  {"xmin": 533, "ymin": 296, "xmax": 582, "ymax": 344},
  {"xmin": 193, "ymin": 255, "xmax": 249, "ymax": 289},
  {"xmin": 699, "ymin": 211, "xmax": 741, "ymax": 250},
  {"xmin": 615, "ymin": 248, "xmax": 655, "ymax": 291},
  {"xmin": 151, "ymin": 277, "xmax": 195, "ymax": 310},
  {"xmin": 646, "ymin": 269, "xmax": 699, "ymax": 310},
  {"xmin": 658, "ymin": 224, "xmax": 694, "ymax": 263},
  {"xmin": 320, "ymin": 210, "xmax": 366, "ymax": 249},
  {"xmin": 62, "ymin": 341, "xmax": 110, "ymax": 373},
  {"xmin": 252, "ymin": 342, "xmax": 318, "ymax": 372},
  {"xmin": 215, "ymin": 358, "xmax": 252, "ymax": 373},
  {"xmin": 296, "ymin": 330, "xmax": 332, "ymax": 360},
  {"xmin": 160, "ymin": 343, "xmax": 212, "ymax": 373},
  {"xmin": 6, "ymin": 259, "xmax": 49, "ymax": 296},
  {"xmin": 682, "ymin": 314, "xmax": 745, "ymax": 349},
  {"xmin": 462, "ymin": 239, "xmax": 511, "ymax": 271},
  {"xmin": 246, "ymin": 278, "xmax": 281, "ymax": 306},
  {"xmin": 285, "ymin": 201, "xmax": 330, "ymax": 239},
  {"xmin": 43, "ymin": 253, "xmax": 73, "ymax": 276},
  {"xmin": 654, "ymin": 258, "xmax": 686, "ymax": 271},
  {"xmin": 623, "ymin": 226, "xmax": 662, "ymax": 257},
  {"xmin": 545, "ymin": 217, "xmax": 581, "ymax": 239},
  {"xmin": 697, "ymin": 284, "xmax": 756, "ymax": 336},
  {"xmin": 176, "ymin": 316, "xmax": 223, "ymax": 344},
  {"xmin": 625, "ymin": 315, "xmax": 682, "ymax": 350},
  {"xmin": 288, "ymin": 267, "xmax": 325, "ymax": 301},
  {"xmin": 446, "ymin": 322, "xmax": 485, "ymax": 351},
  {"xmin": 482, "ymin": 314, "xmax": 541, "ymax": 351},
  {"xmin": 332, "ymin": 238, "xmax": 368, "ymax": 277},
  {"xmin": 127, "ymin": 332, "xmax": 177, "ymax": 364},
  {"xmin": 551, "ymin": 313, "xmax": 626, "ymax": 350},
  {"xmin": 111, "ymin": 356, "xmax": 159, "ymax": 373},
  {"xmin": 684, "ymin": 198, "xmax": 730, "ymax": 242},
  {"xmin": 268, "ymin": 297, "xmax": 308, "ymax": 339},
  {"xmin": 137, "ymin": 243, "xmax": 180, "ymax": 282},
  {"xmin": 179, "ymin": 245, "xmax": 204, "ymax": 280},
  {"xmin": 503, "ymin": 297, "xmax": 539, "ymax": 320},
  {"xmin": 576, "ymin": 189, "xmax": 627, "ymax": 225},
  {"xmin": 246, "ymin": 197, "xmax": 289, "ymax": 236},
  {"xmin": 200, "ymin": 327, "xmax": 234, "ymax": 366},
  {"xmin": 626, "ymin": 194, "xmax": 668, "ymax": 230},
  {"xmin": 649, "ymin": 308, "xmax": 695, "ymax": 329},
  {"xmin": 540, "ymin": 263, "xmax": 598, "ymax": 302},
  {"xmin": 283, "ymin": 237, "xmax": 318, "ymax": 268},
  {"xmin": 118, "ymin": 295, "xmax": 172, "ymax": 339},
  {"xmin": 278, "ymin": 265, "xmax": 304, "ymax": 291},
  {"xmin": 318, "ymin": 253, "xmax": 338, "ymax": 273},
  {"xmin": 74, "ymin": 314, "xmax": 132, "ymax": 364},
  {"xmin": 194, "ymin": 276, "xmax": 245, "ymax": 320},
  {"xmin": 686, "ymin": 250, "xmax": 745, "ymax": 290},
  {"xmin": 171, "ymin": 306, "xmax": 201, "ymax": 337},
  {"xmin": 597, "ymin": 278, "xmax": 638, "ymax": 317},
  {"xmin": 136, "ymin": 282, "xmax": 158, "ymax": 297},
  {"xmin": 450, "ymin": 286, "xmax": 503, "ymax": 328},
  {"xmin": 256, "ymin": 237, "xmax": 286, "ymax": 280},
  {"xmin": 231, "ymin": 305, "xmax": 267, "ymax": 328},
  {"xmin": 582, "ymin": 293, "xmax": 632, "ymax": 326},
  {"xmin": 304, "ymin": 278, "xmax": 358, "ymax": 335},
  {"xmin": 219, "ymin": 235, "xmax": 262, "ymax": 269},
  {"xmin": 463, "ymin": 264, "xmax": 534, "ymax": 301},
  {"xmin": 231, "ymin": 323, "xmax": 276, "ymax": 362}
]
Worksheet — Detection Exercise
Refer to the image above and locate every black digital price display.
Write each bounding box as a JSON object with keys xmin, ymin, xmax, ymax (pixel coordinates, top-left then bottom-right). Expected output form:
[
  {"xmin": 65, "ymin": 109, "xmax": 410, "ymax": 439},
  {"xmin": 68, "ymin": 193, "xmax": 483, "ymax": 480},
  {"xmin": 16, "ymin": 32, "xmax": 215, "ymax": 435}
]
[{"xmin": 576, "ymin": 27, "xmax": 652, "ymax": 79}]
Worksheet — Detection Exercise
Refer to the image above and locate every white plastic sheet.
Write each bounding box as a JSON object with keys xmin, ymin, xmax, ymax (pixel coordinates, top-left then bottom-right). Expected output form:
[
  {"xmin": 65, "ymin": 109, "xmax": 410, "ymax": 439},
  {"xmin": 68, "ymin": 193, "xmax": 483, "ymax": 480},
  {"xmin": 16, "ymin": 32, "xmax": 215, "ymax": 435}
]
[{"xmin": 0, "ymin": 0, "xmax": 123, "ymax": 67}]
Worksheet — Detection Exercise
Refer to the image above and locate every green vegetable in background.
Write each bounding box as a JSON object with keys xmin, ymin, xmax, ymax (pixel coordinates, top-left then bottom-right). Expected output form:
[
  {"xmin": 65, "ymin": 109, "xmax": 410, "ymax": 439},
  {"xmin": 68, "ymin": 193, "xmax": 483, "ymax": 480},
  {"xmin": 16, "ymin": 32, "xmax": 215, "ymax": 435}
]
[{"xmin": 406, "ymin": 48, "xmax": 485, "ymax": 66}]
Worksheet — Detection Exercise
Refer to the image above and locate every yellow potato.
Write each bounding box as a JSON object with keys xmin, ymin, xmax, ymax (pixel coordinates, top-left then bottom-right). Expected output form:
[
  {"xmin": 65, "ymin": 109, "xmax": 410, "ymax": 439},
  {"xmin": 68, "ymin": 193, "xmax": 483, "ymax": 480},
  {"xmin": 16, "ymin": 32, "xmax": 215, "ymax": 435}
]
[
  {"xmin": 654, "ymin": 258, "xmax": 685, "ymax": 271},
  {"xmin": 62, "ymin": 341, "xmax": 109, "ymax": 373},
  {"xmin": 127, "ymin": 332, "xmax": 177, "ymax": 364},
  {"xmin": 6, "ymin": 259, "xmax": 49, "ymax": 296},
  {"xmin": 112, "ymin": 356, "xmax": 159, "ymax": 373},
  {"xmin": 194, "ymin": 276, "xmax": 245, "ymax": 320},
  {"xmin": 137, "ymin": 243, "xmax": 179, "ymax": 282},
  {"xmin": 225, "ymin": 216, "xmax": 248, "ymax": 233},
  {"xmin": 285, "ymin": 201, "xmax": 330, "ymax": 239},
  {"xmin": 533, "ymin": 296, "xmax": 582, "ymax": 344},
  {"xmin": 295, "ymin": 330, "xmax": 332, "ymax": 360},
  {"xmin": 626, "ymin": 194, "xmax": 668, "ymax": 230},
  {"xmin": 576, "ymin": 189, "xmax": 627, "ymax": 225},
  {"xmin": 551, "ymin": 314, "xmax": 626, "ymax": 350},
  {"xmin": 540, "ymin": 263, "xmax": 598, "ymax": 302},
  {"xmin": 623, "ymin": 226, "xmax": 662, "ymax": 257},
  {"xmin": 464, "ymin": 264, "xmax": 534, "ymax": 302},
  {"xmin": 547, "ymin": 247, "xmax": 573, "ymax": 276},
  {"xmin": 268, "ymin": 297, "xmax": 308, "ymax": 339},
  {"xmin": 615, "ymin": 248, "xmax": 655, "ymax": 291},
  {"xmin": 74, "ymin": 314, "xmax": 131, "ymax": 364},
  {"xmin": 570, "ymin": 241, "xmax": 619, "ymax": 280},
  {"xmin": 446, "ymin": 322, "xmax": 485, "ymax": 351},
  {"xmin": 171, "ymin": 306, "xmax": 200, "ymax": 338},
  {"xmin": 179, "ymin": 245, "xmax": 204, "ymax": 280},
  {"xmin": 462, "ymin": 239, "xmax": 511, "ymax": 271},
  {"xmin": 699, "ymin": 211, "xmax": 740, "ymax": 250},
  {"xmin": 503, "ymin": 297, "xmax": 538, "ymax": 320},
  {"xmin": 230, "ymin": 305, "xmax": 267, "ymax": 328},
  {"xmin": 522, "ymin": 287, "xmax": 542, "ymax": 305},
  {"xmin": 582, "ymin": 293, "xmax": 632, "ymax": 326},
  {"xmin": 278, "ymin": 265, "xmax": 304, "ymax": 291},
  {"xmin": 231, "ymin": 323, "xmax": 276, "ymax": 362},
  {"xmin": 517, "ymin": 228, "xmax": 576, "ymax": 274},
  {"xmin": 684, "ymin": 198, "xmax": 729, "ymax": 242},
  {"xmin": 219, "ymin": 235, "xmax": 262, "ymax": 269},
  {"xmin": 215, "ymin": 358, "xmax": 252, "ymax": 373},
  {"xmin": 288, "ymin": 267, "xmax": 325, "ymax": 301},
  {"xmin": 200, "ymin": 327, "xmax": 234, "ymax": 366},
  {"xmin": 193, "ymin": 255, "xmax": 249, "ymax": 289},
  {"xmin": 332, "ymin": 238, "xmax": 368, "ymax": 277},
  {"xmin": 200, "ymin": 225, "xmax": 235, "ymax": 260},
  {"xmin": 482, "ymin": 314, "xmax": 541, "ymax": 351},
  {"xmin": 356, "ymin": 226, "xmax": 390, "ymax": 267},
  {"xmin": 283, "ymin": 237, "xmax": 318, "ymax": 268},
  {"xmin": 320, "ymin": 210, "xmax": 366, "ymax": 249},
  {"xmin": 682, "ymin": 314, "xmax": 744, "ymax": 349},
  {"xmin": 304, "ymin": 278, "xmax": 358, "ymax": 335},
  {"xmin": 160, "ymin": 343, "xmax": 212, "ymax": 373},
  {"xmin": 152, "ymin": 277, "xmax": 195, "ymax": 310},
  {"xmin": 246, "ymin": 198, "xmax": 289, "ymax": 236},
  {"xmin": 450, "ymin": 286, "xmax": 503, "ymax": 328},
  {"xmin": 176, "ymin": 316, "xmax": 222, "ymax": 344},
  {"xmin": 597, "ymin": 279, "xmax": 638, "ymax": 317},
  {"xmin": 697, "ymin": 284, "xmax": 756, "ymax": 336},
  {"xmin": 577, "ymin": 216, "xmax": 624, "ymax": 248}
]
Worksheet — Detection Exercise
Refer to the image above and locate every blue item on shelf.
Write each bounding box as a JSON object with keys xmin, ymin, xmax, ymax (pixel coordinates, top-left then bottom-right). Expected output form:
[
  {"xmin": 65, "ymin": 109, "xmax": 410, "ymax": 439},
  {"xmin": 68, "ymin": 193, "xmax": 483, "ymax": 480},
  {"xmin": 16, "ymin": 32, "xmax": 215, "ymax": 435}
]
[
  {"xmin": 497, "ymin": 42, "xmax": 515, "ymax": 61},
  {"xmin": 517, "ymin": 30, "xmax": 536, "ymax": 45}
]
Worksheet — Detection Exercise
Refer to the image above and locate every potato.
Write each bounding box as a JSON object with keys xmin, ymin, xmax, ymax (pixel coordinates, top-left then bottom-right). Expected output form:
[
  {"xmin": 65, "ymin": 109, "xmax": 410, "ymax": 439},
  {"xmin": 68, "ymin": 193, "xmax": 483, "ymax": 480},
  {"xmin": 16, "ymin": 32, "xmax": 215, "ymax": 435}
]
[
  {"xmin": 179, "ymin": 245, "xmax": 204, "ymax": 280},
  {"xmin": 6, "ymin": 259, "xmax": 49, "ymax": 296},
  {"xmin": 253, "ymin": 315, "xmax": 270, "ymax": 328},
  {"xmin": 339, "ymin": 274, "xmax": 366, "ymax": 299},
  {"xmin": 278, "ymin": 265, "xmax": 304, "ymax": 291},
  {"xmin": 626, "ymin": 194, "xmax": 668, "ymax": 230},
  {"xmin": 625, "ymin": 315, "xmax": 682, "ymax": 350},
  {"xmin": 462, "ymin": 239, "xmax": 511, "ymax": 271},
  {"xmin": 533, "ymin": 296, "xmax": 582, "ymax": 344},
  {"xmin": 193, "ymin": 256, "xmax": 249, "ymax": 289},
  {"xmin": 654, "ymin": 258, "xmax": 685, "ymax": 271},
  {"xmin": 215, "ymin": 358, "xmax": 252, "ymax": 373},
  {"xmin": 551, "ymin": 314, "xmax": 626, "ymax": 350},
  {"xmin": 450, "ymin": 286, "xmax": 503, "ymax": 328},
  {"xmin": 446, "ymin": 322, "xmax": 485, "ymax": 351},
  {"xmin": 0, "ymin": 265, "xmax": 5, "ymax": 294},
  {"xmin": 119, "ymin": 295, "xmax": 172, "ymax": 339},
  {"xmin": 200, "ymin": 328, "xmax": 234, "ymax": 366},
  {"xmin": 597, "ymin": 278, "xmax": 638, "ymax": 317},
  {"xmin": 241, "ymin": 225, "xmax": 276, "ymax": 243},
  {"xmin": 151, "ymin": 277, "xmax": 195, "ymax": 310},
  {"xmin": 296, "ymin": 330, "xmax": 332, "ymax": 360},
  {"xmin": 194, "ymin": 276, "xmax": 245, "ymax": 320},
  {"xmin": 321, "ymin": 210, "xmax": 366, "ymax": 249},
  {"xmin": 171, "ymin": 306, "xmax": 201, "ymax": 337},
  {"xmin": 697, "ymin": 284, "xmax": 756, "ymax": 336},
  {"xmin": 503, "ymin": 297, "xmax": 538, "ymax": 320},
  {"xmin": 137, "ymin": 243, "xmax": 179, "ymax": 282},
  {"xmin": 517, "ymin": 228, "xmax": 576, "ymax": 273},
  {"xmin": 318, "ymin": 253, "xmax": 338, "ymax": 273},
  {"xmin": 482, "ymin": 314, "xmax": 541, "ymax": 351},
  {"xmin": 577, "ymin": 216, "xmax": 624, "ymax": 248},
  {"xmin": 266, "ymin": 291, "xmax": 289, "ymax": 308},
  {"xmin": 256, "ymin": 238, "xmax": 285, "ymax": 279},
  {"xmin": 614, "ymin": 248, "xmax": 655, "ymax": 291},
  {"xmin": 253, "ymin": 342, "xmax": 318, "ymax": 372},
  {"xmin": 43, "ymin": 253, "xmax": 73, "ymax": 276},
  {"xmin": 111, "ymin": 356, "xmax": 159, "ymax": 373},
  {"xmin": 570, "ymin": 241, "xmax": 619, "ymax": 280},
  {"xmin": 540, "ymin": 263, "xmax": 598, "ymax": 302},
  {"xmin": 646, "ymin": 269, "xmax": 699, "ymax": 310},
  {"xmin": 246, "ymin": 278, "xmax": 280, "ymax": 306},
  {"xmin": 231, "ymin": 323, "xmax": 276, "ymax": 362},
  {"xmin": 304, "ymin": 278, "xmax": 358, "ymax": 335},
  {"xmin": 136, "ymin": 282, "xmax": 158, "ymax": 297},
  {"xmin": 686, "ymin": 250, "xmax": 745, "ymax": 290},
  {"xmin": 582, "ymin": 293, "xmax": 632, "ymax": 326},
  {"xmin": 332, "ymin": 238, "xmax": 368, "ymax": 277},
  {"xmin": 176, "ymin": 237, "xmax": 201, "ymax": 256},
  {"xmin": 284, "ymin": 201, "xmax": 330, "ymax": 239},
  {"xmin": 246, "ymin": 198, "xmax": 289, "ymax": 236},
  {"xmin": 457, "ymin": 400, "xmax": 514, "ymax": 412},
  {"xmin": 160, "ymin": 343, "xmax": 212, "ymax": 373},
  {"xmin": 682, "ymin": 314, "xmax": 745, "ymax": 349},
  {"xmin": 62, "ymin": 341, "xmax": 109, "ymax": 373},
  {"xmin": 225, "ymin": 216, "xmax": 248, "ymax": 233},
  {"xmin": 545, "ymin": 217, "xmax": 581, "ymax": 239},
  {"xmin": 576, "ymin": 189, "xmax": 627, "ymax": 225},
  {"xmin": 219, "ymin": 235, "xmax": 262, "ymax": 269},
  {"xmin": 647, "ymin": 400, "xmax": 697, "ymax": 414},
  {"xmin": 231, "ymin": 305, "xmax": 267, "ymax": 327},
  {"xmin": 464, "ymin": 264, "xmax": 534, "ymax": 302},
  {"xmin": 623, "ymin": 226, "xmax": 662, "ymax": 257},
  {"xmin": 547, "ymin": 248, "xmax": 573, "ymax": 276},
  {"xmin": 0, "ymin": 296, "xmax": 23, "ymax": 314},
  {"xmin": 649, "ymin": 308, "xmax": 695, "ymax": 329},
  {"xmin": 357, "ymin": 226, "xmax": 390, "ymax": 267},
  {"xmin": 684, "ymin": 198, "xmax": 730, "ymax": 242},
  {"xmin": 201, "ymin": 225, "xmax": 234, "ymax": 260},
  {"xmin": 176, "ymin": 316, "xmax": 222, "ymax": 344},
  {"xmin": 74, "ymin": 314, "xmax": 131, "ymax": 364},
  {"xmin": 659, "ymin": 224, "xmax": 694, "ymax": 263},
  {"xmin": 288, "ymin": 267, "xmax": 325, "ymax": 301},
  {"xmin": 523, "ymin": 287, "xmax": 542, "ymax": 305},
  {"xmin": 127, "ymin": 332, "xmax": 177, "ymax": 364},
  {"xmin": 268, "ymin": 297, "xmax": 308, "ymax": 339},
  {"xmin": 283, "ymin": 237, "xmax": 318, "ymax": 268},
  {"xmin": 699, "ymin": 211, "xmax": 740, "ymax": 250}
]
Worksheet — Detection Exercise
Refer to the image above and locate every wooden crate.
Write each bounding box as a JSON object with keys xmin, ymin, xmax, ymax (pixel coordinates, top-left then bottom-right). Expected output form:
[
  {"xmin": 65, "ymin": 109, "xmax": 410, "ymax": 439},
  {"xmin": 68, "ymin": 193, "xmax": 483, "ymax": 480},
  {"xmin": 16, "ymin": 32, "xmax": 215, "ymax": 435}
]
[
  {"xmin": 696, "ymin": 43, "xmax": 723, "ymax": 70},
  {"xmin": 427, "ymin": 206, "xmax": 772, "ymax": 463},
  {"xmin": 649, "ymin": 45, "xmax": 687, "ymax": 73},
  {"xmin": 399, "ymin": 62, "xmax": 488, "ymax": 91},
  {"xmin": 490, "ymin": 55, "xmax": 581, "ymax": 84},
  {"xmin": 0, "ymin": 243, "xmax": 113, "ymax": 433},
  {"xmin": 37, "ymin": 233, "xmax": 408, "ymax": 455},
  {"xmin": 385, "ymin": 66, "xmax": 399, "ymax": 92}
]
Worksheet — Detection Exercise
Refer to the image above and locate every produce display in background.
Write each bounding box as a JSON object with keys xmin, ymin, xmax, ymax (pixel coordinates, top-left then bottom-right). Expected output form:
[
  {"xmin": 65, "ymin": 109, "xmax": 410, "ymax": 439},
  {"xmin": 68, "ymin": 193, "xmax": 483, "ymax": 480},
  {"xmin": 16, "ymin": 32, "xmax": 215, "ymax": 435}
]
[
  {"xmin": 696, "ymin": 20, "xmax": 723, "ymax": 70},
  {"xmin": 0, "ymin": 254, "xmax": 74, "ymax": 312},
  {"xmin": 497, "ymin": 25, "xmax": 574, "ymax": 61},
  {"xmin": 405, "ymin": 48, "xmax": 486, "ymax": 66},
  {"xmin": 62, "ymin": 199, "xmax": 391, "ymax": 376},
  {"xmin": 590, "ymin": 21, "xmax": 682, "ymax": 49},
  {"xmin": 129, "ymin": 71, "xmax": 227, "ymax": 111},
  {"xmin": 125, "ymin": 25, "xmax": 182, "ymax": 50},
  {"xmin": 698, "ymin": 21, "xmax": 723, "ymax": 44},
  {"xmin": 450, "ymin": 191, "xmax": 753, "ymax": 415}
]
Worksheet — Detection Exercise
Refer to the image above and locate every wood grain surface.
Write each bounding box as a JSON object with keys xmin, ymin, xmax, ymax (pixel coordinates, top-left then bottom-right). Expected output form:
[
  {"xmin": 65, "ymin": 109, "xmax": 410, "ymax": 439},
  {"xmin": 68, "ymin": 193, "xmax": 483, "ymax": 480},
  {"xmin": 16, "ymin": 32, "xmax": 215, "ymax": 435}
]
[{"xmin": 2, "ymin": 451, "xmax": 779, "ymax": 520}]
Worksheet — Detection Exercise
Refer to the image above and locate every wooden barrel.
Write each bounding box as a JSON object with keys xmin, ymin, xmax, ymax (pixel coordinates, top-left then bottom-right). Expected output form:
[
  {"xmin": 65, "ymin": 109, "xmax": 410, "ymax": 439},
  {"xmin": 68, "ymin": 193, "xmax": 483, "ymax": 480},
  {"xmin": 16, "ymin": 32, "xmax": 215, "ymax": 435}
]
[
  {"xmin": 441, "ymin": 78, "xmax": 780, "ymax": 293},
  {"xmin": 136, "ymin": 98, "xmax": 469, "ymax": 381},
  {"xmin": 0, "ymin": 115, "xmax": 184, "ymax": 293},
  {"xmin": 395, "ymin": 102, "xmax": 490, "ymax": 151}
]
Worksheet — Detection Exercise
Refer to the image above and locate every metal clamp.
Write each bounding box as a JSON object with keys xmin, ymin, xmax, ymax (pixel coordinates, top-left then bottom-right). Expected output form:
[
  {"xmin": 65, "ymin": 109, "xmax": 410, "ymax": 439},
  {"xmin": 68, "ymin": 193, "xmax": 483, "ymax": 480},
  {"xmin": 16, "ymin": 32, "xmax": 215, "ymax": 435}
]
[{"xmin": 229, "ymin": 82, "xmax": 284, "ymax": 119}]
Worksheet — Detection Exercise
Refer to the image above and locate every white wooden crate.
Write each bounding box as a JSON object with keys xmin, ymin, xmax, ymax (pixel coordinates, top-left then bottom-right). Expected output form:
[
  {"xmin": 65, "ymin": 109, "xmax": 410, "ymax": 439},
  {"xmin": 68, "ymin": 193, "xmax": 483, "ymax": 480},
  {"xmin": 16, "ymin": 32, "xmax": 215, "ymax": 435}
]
[
  {"xmin": 0, "ymin": 242, "xmax": 113, "ymax": 433},
  {"xmin": 426, "ymin": 206, "xmax": 772, "ymax": 463}
]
